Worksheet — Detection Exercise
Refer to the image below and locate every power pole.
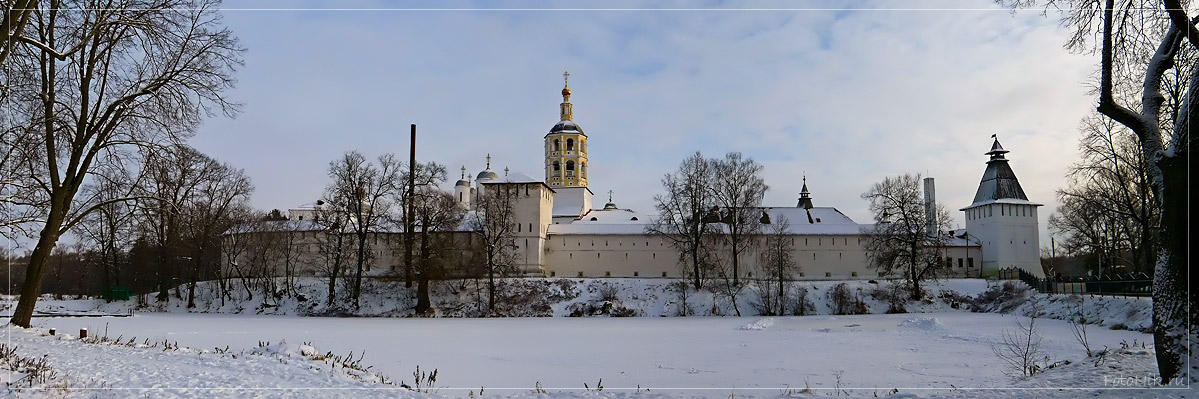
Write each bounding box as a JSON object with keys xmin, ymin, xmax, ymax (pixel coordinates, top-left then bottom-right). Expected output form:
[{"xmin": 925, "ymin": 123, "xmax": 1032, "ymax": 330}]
[{"xmin": 405, "ymin": 124, "xmax": 416, "ymax": 288}]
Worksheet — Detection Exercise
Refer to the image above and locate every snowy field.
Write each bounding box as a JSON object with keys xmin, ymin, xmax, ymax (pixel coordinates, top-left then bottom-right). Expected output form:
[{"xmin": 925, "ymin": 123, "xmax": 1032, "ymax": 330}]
[
  {"xmin": 5, "ymin": 312, "xmax": 1184, "ymax": 398},
  {"xmin": 0, "ymin": 279, "xmax": 1188, "ymax": 397}
]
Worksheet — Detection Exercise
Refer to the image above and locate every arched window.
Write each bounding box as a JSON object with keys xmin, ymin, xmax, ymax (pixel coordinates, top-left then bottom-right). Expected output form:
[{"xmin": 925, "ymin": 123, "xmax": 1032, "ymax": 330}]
[
  {"xmin": 567, "ymin": 138, "xmax": 574, "ymax": 151},
  {"xmin": 553, "ymin": 161, "xmax": 560, "ymax": 171},
  {"xmin": 553, "ymin": 139, "xmax": 560, "ymax": 151},
  {"xmin": 566, "ymin": 161, "xmax": 575, "ymax": 171},
  {"xmin": 581, "ymin": 162, "xmax": 586, "ymax": 177}
]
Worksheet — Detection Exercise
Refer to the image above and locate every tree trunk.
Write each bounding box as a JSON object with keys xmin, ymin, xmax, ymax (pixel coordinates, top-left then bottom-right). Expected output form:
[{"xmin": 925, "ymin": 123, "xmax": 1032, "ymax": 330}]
[
  {"xmin": 326, "ymin": 233, "xmax": 344, "ymax": 307},
  {"xmin": 777, "ymin": 272, "xmax": 785, "ymax": 316},
  {"xmin": 487, "ymin": 249, "xmax": 495, "ymax": 313},
  {"xmin": 1152, "ymin": 148, "xmax": 1190, "ymax": 382},
  {"xmin": 415, "ymin": 229, "xmax": 432, "ymax": 315},
  {"xmin": 10, "ymin": 208, "xmax": 66, "ymax": 327},
  {"xmin": 353, "ymin": 233, "xmax": 365, "ymax": 309}
]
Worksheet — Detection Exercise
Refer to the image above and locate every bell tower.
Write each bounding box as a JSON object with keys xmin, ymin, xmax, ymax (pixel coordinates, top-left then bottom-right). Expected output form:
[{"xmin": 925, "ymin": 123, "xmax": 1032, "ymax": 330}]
[{"xmin": 544, "ymin": 71, "xmax": 589, "ymax": 189}]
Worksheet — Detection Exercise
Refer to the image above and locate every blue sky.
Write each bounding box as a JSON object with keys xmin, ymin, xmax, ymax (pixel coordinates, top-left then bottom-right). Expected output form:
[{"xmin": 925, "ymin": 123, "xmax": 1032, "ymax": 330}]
[{"xmin": 188, "ymin": 0, "xmax": 1096, "ymax": 248}]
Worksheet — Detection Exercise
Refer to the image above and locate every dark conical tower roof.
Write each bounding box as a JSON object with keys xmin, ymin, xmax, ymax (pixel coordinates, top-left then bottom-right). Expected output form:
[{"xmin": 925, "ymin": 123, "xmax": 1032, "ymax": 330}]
[
  {"xmin": 796, "ymin": 175, "xmax": 814, "ymax": 209},
  {"xmin": 966, "ymin": 137, "xmax": 1034, "ymax": 208}
]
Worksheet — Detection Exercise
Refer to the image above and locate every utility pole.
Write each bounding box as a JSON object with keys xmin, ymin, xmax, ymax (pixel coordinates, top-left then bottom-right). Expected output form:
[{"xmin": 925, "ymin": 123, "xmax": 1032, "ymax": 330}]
[{"xmin": 405, "ymin": 124, "xmax": 416, "ymax": 288}]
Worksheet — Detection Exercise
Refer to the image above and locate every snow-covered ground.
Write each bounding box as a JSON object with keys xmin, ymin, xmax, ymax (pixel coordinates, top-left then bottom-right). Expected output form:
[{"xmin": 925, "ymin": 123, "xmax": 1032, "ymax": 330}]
[{"xmin": 1, "ymin": 279, "xmax": 1189, "ymax": 398}]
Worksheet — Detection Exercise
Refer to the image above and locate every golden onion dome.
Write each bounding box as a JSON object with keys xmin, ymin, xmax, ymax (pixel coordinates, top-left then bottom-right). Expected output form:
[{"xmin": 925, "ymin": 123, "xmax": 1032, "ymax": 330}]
[{"xmin": 562, "ymin": 87, "xmax": 571, "ymax": 96}]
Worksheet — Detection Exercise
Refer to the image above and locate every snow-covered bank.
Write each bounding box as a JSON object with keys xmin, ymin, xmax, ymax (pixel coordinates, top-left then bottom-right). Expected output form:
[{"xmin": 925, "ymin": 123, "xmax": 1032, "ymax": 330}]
[
  {"xmin": 6, "ymin": 312, "xmax": 1184, "ymax": 398},
  {"xmin": 1, "ymin": 278, "xmax": 1154, "ymax": 331}
]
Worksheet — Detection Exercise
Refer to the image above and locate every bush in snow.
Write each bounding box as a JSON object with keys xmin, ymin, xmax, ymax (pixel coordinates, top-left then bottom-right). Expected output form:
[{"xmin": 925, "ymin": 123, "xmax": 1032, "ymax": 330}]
[
  {"xmin": 992, "ymin": 303, "xmax": 1050, "ymax": 377},
  {"xmin": 790, "ymin": 285, "xmax": 816, "ymax": 316},
  {"xmin": 0, "ymin": 343, "xmax": 59, "ymax": 387},
  {"xmin": 748, "ymin": 279, "xmax": 789, "ymax": 316},
  {"xmin": 828, "ymin": 283, "xmax": 867, "ymax": 315},
  {"xmin": 974, "ymin": 281, "xmax": 1029, "ymax": 313},
  {"xmin": 870, "ymin": 282, "xmax": 908, "ymax": 314},
  {"xmin": 936, "ymin": 289, "xmax": 977, "ymax": 311}
]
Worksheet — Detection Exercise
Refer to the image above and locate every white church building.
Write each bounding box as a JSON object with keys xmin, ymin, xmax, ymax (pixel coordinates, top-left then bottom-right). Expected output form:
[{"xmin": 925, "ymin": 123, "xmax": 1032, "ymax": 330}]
[{"xmin": 244, "ymin": 75, "xmax": 1045, "ymax": 282}]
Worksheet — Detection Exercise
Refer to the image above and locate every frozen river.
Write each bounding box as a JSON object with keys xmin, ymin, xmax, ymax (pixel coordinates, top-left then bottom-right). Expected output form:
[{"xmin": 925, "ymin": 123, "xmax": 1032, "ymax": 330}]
[{"xmin": 30, "ymin": 312, "xmax": 1151, "ymax": 392}]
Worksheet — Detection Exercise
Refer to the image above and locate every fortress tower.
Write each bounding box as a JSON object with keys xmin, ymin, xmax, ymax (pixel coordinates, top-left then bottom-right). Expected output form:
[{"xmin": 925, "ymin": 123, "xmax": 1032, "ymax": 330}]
[{"xmin": 961, "ymin": 137, "xmax": 1043, "ymax": 277}]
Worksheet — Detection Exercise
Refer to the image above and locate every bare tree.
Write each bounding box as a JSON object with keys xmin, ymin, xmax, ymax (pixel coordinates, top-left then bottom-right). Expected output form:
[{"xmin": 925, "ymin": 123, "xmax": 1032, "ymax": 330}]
[
  {"xmin": 646, "ymin": 151, "xmax": 718, "ymax": 289},
  {"xmin": 466, "ymin": 183, "xmax": 517, "ymax": 313},
  {"xmin": 710, "ymin": 152, "xmax": 768, "ymax": 286},
  {"xmin": 178, "ymin": 157, "xmax": 252, "ymax": 308},
  {"xmin": 410, "ymin": 188, "xmax": 464, "ymax": 315},
  {"xmin": 322, "ymin": 151, "xmax": 401, "ymax": 309},
  {"xmin": 70, "ymin": 178, "xmax": 137, "ymax": 300},
  {"xmin": 1051, "ymin": 114, "xmax": 1160, "ymax": 275},
  {"xmin": 310, "ymin": 202, "xmax": 350, "ymax": 307},
  {"xmin": 395, "ymin": 160, "xmax": 449, "ymax": 311},
  {"xmin": 992, "ymin": 310, "xmax": 1047, "ymax": 377},
  {"xmin": 1000, "ymin": 0, "xmax": 1194, "ymax": 381},
  {"xmin": 139, "ymin": 146, "xmax": 217, "ymax": 302},
  {"xmin": 758, "ymin": 214, "xmax": 797, "ymax": 316},
  {"xmin": 5, "ymin": 0, "xmax": 242, "ymax": 327},
  {"xmin": 861, "ymin": 174, "xmax": 952, "ymax": 300}
]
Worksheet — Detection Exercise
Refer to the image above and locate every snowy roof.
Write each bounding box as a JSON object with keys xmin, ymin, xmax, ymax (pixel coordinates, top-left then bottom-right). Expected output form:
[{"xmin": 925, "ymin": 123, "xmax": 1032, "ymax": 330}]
[
  {"xmin": 547, "ymin": 120, "xmax": 586, "ymax": 136},
  {"xmin": 963, "ymin": 139, "xmax": 1041, "ymax": 209},
  {"xmin": 551, "ymin": 187, "xmax": 591, "ymax": 217},
  {"xmin": 547, "ymin": 206, "xmax": 869, "ymax": 236},
  {"xmin": 941, "ymin": 229, "xmax": 982, "ymax": 247},
  {"xmin": 548, "ymin": 207, "xmax": 653, "ymax": 235},
  {"xmin": 223, "ymin": 220, "xmax": 324, "ymax": 235},
  {"xmin": 482, "ymin": 171, "xmax": 548, "ymax": 186},
  {"xmin": 761, "ymin": 207, "xmax": 868, "ymax": 235}
]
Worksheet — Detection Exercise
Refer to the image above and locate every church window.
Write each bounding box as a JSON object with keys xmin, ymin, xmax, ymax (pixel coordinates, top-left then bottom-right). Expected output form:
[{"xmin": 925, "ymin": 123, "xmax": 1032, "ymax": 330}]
[
  {"xmin": 554, "ymin": 139, "xmax": 560, "ymax": 151},
  {"xmin": 633, "ymin": 271, "xmax": 638, "ymax": 277},
  {"xmin": 567, "ymin": 138, "xmax": 575, "ymax": 151},
  {"xmin": 582, "ymin": 162, "xmax": 586, "ymax": 178},
  {"xmin": 529, "ymin": 223, "xmax": 533, "ymax": 232},
  {"xmin": 566, "ymin": 161, "xmax": 575, "ymax": 171},
  {"xmin": 553, "ymin": 161, "xmax": 560, "ymax": 171}
]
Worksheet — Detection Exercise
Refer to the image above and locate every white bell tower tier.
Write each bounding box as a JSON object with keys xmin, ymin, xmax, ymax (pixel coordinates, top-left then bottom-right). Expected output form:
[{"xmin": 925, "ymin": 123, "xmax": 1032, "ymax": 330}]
[{"xmin": 960, "ymin": 137, "xmax": 1043, "ymax": 277}]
